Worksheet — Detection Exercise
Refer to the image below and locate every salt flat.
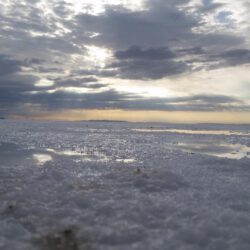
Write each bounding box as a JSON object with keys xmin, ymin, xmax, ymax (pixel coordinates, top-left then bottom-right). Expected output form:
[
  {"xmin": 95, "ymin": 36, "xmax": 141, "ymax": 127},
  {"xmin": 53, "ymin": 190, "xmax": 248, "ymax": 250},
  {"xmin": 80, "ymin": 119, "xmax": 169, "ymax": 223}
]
[{"xmin": 0, "ymin": 120, "xmax": 249, "ymax": 250}]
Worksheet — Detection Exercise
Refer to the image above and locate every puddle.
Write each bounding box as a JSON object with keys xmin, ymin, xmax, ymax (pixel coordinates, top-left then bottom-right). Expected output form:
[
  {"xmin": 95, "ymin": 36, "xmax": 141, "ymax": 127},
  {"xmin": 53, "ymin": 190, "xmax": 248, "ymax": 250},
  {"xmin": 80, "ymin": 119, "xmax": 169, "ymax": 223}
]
[
  {"xmin": 46, "ymin": 148, "xmax": 135, "ymax": 163},
  {"xmin": 46, "ymin": 148, "xmax": 86, "ymax": 157},
  {"xmin": 46, "ymin": 148, "xmax": 109, "ymax": 162},
  {"xmin": 33, "ymin": 154, "xmax": 53, "ymax": 165},
  {"xmin": 175, "ymin": 143, "xmax": 250, "ymax": 160},
  {"xmin": 116, "ymin": 158, "xmax": 136, "ymax": 163},
  {"xmin": 134, "ymin": 129, "xmax": 249, "ymax": 136},
  {"xmin": 133, "ymin": 128, "xmax": 249, "ymax": 159}
]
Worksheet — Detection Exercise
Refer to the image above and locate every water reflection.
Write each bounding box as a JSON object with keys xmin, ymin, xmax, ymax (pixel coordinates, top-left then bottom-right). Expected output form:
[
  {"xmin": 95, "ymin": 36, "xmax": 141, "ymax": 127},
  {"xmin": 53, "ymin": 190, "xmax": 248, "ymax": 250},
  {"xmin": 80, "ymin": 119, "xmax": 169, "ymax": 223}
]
[
  {"xmin": 175, "ymin": 143, "xmax": 250, "ymax": 160},
  {"xmin": 134, "ymin": 128, "xmax": 249, "ymax": 136},
  {"xmin": 116, "ymin": 158, "xmax": 135, "ymax": 163},
  {"xmin": 33, "ymin": 154, "xmax": 53, "ymax": 165},
  {"xmin": 46, "ymin": 148, "xmax": 109, "ymax": 162},
  {"xmin": 46, "ymin": 148, "xmax": 85, "ymax": 156}
]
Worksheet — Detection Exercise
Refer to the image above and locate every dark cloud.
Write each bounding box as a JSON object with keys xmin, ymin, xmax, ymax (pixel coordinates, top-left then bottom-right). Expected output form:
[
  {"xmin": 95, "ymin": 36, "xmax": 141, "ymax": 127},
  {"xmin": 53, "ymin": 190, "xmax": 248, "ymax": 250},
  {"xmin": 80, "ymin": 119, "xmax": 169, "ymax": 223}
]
[
  {"xmin": 0, "ymin": 55, "xmax": 24, "ymax": 76},
  {"xmin": 22, "ymin": 91, "xmax": 250, "ymax": 112},
  {"xmin": 55, "ymin": 77, "xmax": 99, "ymax": 87},
  {"xmin": 88, "ymin": 83, "xmax": 108, "ymax": 89},
  {"xmin": 23, "ymin": 89, "xmax": 137, "ymax": 110},
  {"xmin": 74, "ymin": 2, "xmax": 245, "ymax": 80},
  {"xmin": 115, "ymin": 46, "xmax": 175, "ymax": 60},
  {"xmin": 26, "ymin": 58, "xmax": 46, "ymax": 65},
  {"xmin": 0, "ymin": 74, "xmax": 248, "ymax": 114},
  {"xmin": 75, "ymin": 2, "xmax": 198, "ymax": 49},
  {"xmin": 54, "ymin": 76, "xmax": 107, "ymax": 89},
  {"xmin": 35, "ymin": 67, "xmax": 62, "ymax": 74},
  {"xmin": 108, "ymin": 59, "xmax": 188, "ymax": 80},
  {"xmin": 110, "ymin": 45, "xmax": 188, "ymax": 79},
  {"xmin": 0, "ymin": 54, "xmax": 242, "ymax": 112},
  {"xmin": 0, "ymin": 73, "xmax": 39, "ymax": 115},
  {"xmin": 219, "ymin": 49, "xmax": 250, "ymax": 66},
  {"xmin": 177, "ymin": 47, "xmax": 205, "ymax": 55}
]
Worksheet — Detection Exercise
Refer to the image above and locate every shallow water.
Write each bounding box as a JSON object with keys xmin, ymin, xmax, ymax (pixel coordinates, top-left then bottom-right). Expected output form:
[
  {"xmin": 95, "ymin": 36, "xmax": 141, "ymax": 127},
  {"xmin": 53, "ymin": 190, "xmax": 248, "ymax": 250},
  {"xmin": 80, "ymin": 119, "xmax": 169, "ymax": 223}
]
[
  {"xmin": 134, "ymin": 128, "xmax": 249, "ymax": 136},
  {"xmin": 134, "ymin": 127, "xmax": 250, "ymax": 159},
  {"xmin": 33, "ymin": 154, "xmax": 53, "ymax": 165},
  {"xmin": 175, "ymin": 142, "xmax": 250, "ymax": 160}
]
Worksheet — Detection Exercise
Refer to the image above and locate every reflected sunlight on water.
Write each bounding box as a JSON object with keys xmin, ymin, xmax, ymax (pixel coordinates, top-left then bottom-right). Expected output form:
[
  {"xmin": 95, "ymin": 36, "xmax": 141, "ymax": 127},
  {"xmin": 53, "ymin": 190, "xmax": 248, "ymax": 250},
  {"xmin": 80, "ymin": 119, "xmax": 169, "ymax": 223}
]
[
  {"xmin": 133, "ymin": 128, "xmax": 249, "ymax": 136},
  {"xmin": 46, "ymin": 148, "xmax": 109, "ymax": 162},
  {"xmin": 116, "ymin": 158, "xmax": 136, "ymax": 163},
  {"xmin": 33, "ymin": 154, "xmax": 53, "ymax": 165},
  {"xmin": 175, "ymin": 143, "xmax": 250, "ymax": 160}
]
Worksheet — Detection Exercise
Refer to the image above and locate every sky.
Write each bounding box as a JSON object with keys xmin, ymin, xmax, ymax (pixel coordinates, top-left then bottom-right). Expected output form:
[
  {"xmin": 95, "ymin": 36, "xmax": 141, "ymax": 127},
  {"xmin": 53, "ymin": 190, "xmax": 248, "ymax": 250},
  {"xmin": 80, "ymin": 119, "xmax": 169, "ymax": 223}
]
[{"xmin": 0, "ymin": 0, "xmax": 250, "ymax": 123}]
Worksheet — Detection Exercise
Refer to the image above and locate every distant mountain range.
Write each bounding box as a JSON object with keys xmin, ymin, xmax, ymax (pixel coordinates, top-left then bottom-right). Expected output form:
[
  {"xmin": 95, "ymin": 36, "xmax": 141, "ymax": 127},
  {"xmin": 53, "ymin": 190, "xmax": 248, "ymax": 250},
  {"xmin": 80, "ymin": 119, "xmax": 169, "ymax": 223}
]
[{"xmin": 82, "ymin": 120, "xmax": 129, "ymax": 123}]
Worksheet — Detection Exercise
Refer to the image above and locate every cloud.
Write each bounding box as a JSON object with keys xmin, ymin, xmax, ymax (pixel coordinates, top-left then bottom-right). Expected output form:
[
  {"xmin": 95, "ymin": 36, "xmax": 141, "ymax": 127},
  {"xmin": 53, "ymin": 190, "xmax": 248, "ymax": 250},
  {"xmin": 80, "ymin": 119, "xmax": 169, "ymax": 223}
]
[
  {"xmin": 0, "ymin": 55, "xmax": 24, "ymax": 76},
  {"xmin": 0, "ymin": 0, "xmax": 249, "ymax": 117},
  {"xmin": 219, "ymin": 49, "xmax": 250, "ymax": 66},
  {"xmin": 0, "ymin": 73, "xmax": 39, "ymax": 116},
  {"xmin": 1, "ymin": 78, "xmax": 248, "ymax": 115},
  {"xmin": 112, "ymin": 45, "xmax": 190, "ymax": 80},
  {"xmin": 108, "ymin": 58, "xmax": 188, "ymax": 80},
  {"xmin": 112, "ymin": 94, "xmax": 247, "ymax": 111},
  {"xmin": 111, "ymin": 46, "xmax": 196, "ymax": 79},
  {"xmin": 55, "ymin": 77, "xmax": 99, "ymax": 87},
  {"xmin": 75, "ymin": 1, "xmax": 198, "ymax": 49},
  {"xmin": 199, "ymin": 0, "xmax": 225, "ymax": 13},
  {"xmin": 115, "ymin": 46, "xmax": 176, "ymax": 60},
  {"xmin": 74, "ymin": 2, "xmax": 246, "ymax": 79}
]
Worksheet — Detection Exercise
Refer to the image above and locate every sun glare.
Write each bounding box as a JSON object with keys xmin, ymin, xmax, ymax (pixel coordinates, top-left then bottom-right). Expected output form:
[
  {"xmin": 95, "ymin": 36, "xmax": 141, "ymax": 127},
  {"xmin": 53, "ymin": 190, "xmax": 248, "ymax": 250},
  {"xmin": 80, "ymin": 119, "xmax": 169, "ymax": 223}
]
[
  {"xmin": 35, "ymin": 79, "xmax": 54, "ymax": 87},
  {"xmin": 84, "ymin": 46, "xmax": 112, "ymax": 68}
]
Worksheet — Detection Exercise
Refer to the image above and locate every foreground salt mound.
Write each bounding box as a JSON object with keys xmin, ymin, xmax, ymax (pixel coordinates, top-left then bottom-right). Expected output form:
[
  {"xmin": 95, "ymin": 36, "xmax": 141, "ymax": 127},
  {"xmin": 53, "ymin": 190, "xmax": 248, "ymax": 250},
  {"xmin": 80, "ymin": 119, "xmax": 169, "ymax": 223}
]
[{"xmin": 0, "ymin": 120, "xmax": 249, "ymax": 250}]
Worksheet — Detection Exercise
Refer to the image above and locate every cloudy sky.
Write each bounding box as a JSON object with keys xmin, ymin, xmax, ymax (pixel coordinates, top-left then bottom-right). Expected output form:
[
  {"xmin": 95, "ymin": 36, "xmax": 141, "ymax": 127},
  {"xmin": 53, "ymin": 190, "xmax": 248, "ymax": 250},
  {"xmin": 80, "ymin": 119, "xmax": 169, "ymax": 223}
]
[{"xmin": 0, "ymin": 0, "xmax": 250, "ymax": 123}]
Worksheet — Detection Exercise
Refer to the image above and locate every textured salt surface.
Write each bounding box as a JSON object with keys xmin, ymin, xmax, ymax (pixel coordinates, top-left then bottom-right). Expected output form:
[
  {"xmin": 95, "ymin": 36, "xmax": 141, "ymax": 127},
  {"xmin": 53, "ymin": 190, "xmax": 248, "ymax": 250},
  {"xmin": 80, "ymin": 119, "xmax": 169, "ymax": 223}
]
[{"xmin": 0, "ymin": 120, "xmax": 250, "ymax": 250}]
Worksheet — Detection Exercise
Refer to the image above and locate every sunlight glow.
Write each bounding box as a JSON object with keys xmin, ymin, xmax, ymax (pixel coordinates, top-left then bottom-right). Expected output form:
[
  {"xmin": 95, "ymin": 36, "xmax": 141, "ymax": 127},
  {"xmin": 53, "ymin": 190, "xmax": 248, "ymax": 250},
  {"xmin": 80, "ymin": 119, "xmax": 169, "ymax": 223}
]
[
  {"xmin": 116, "ymin": 85, "xmax": 170, "ymax": 98},
  {"xmin": 35, "ymin": 79, "xmax": 54, "ymax": 87},
  {"xmin": 61, "ymin": 87, "xmax": 99, "ymax": 94},
  {"xmin": 27, "ymin": 110, "xmax": 250, "ymax": 124},
  {"xmin": 84, "ymin": 46, "xmax": 112, "ymax": 68},
  {"xmin": 64, "ymin": 0, "xmax": 145, "ymax": 15},
  {"xmin": 33, "ymin": 154, "xmax": 52, "ymax": 165},
  {"xmin": 107, "ymin": 79, "xmax": 172, "ymax": 98}
]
